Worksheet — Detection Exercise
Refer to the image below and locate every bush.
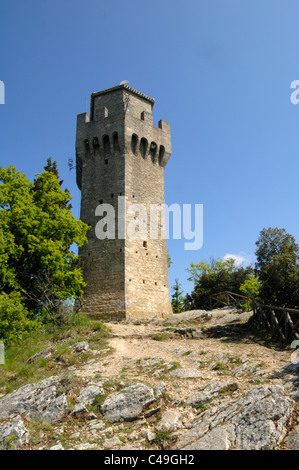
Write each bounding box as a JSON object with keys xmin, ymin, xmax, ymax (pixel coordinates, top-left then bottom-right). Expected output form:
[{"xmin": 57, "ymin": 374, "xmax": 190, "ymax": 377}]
[{"xmin": 0, "ymin": 292, "xmax": 41, "ymax": 345}]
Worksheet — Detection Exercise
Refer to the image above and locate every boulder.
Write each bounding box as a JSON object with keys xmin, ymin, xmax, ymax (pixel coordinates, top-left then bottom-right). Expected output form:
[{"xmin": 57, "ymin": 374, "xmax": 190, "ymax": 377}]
[
  {"xmin": 170, "ymin": 368, "xmax": 201, "ymax": 379},
  {"xmin": 70, "ymin": 341, "xmax": 89, "ymax": 353},
  {"xmin": 0, "ymin": 415, "xmax": 29, "ymax": 450},
  {"xmin": 100, "ymin": 383, "xmax": 155, "ymax": 423},
  {"xmin": 76, "ymin": 384, "xmax": 104, "ymax": 406},
  {"xmin": 27, "ymin": 347, "xmax": 55, "ymax": 363},
  {"xmin": 0, "ymin": 376, "xmax": 68, "ymax": 424},
  {"xmin": 174, "ymin": 385, "xmax": 294, "ymax": 450},
  {"xmin": 156, "ymin": 410, "xmax": 182, "ymax": 432},
  {"xmin": 285, "ymin": 427, "xmax": 299, "ymax": 450}
]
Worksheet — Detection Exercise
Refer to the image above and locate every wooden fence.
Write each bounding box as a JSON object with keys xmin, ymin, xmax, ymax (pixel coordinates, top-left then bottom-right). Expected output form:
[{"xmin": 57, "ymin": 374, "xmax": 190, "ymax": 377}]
[
  {"xmin": 208, "ymin": 290, "xmax": 299, "ymax": 343},
  {"xmin": 252, "ymin": 297, "xmax": 299, "ymax": 343},
  {"xmin": 209, "ymin": 291, "xmax": 250, "ymax": 311}
]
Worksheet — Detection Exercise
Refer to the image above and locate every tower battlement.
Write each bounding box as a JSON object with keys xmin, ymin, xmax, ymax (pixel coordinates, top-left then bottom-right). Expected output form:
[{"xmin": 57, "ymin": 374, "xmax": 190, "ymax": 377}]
[{"xmin": 76, "ymin": 84, "xmax": 173, "ymax": 320}]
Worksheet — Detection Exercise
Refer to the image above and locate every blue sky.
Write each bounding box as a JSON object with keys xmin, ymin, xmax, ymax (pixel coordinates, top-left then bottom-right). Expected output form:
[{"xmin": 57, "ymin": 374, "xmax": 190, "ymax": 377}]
[{"xmin": 1, "ymin": 0, "xmax": 299, "ymax": 296}]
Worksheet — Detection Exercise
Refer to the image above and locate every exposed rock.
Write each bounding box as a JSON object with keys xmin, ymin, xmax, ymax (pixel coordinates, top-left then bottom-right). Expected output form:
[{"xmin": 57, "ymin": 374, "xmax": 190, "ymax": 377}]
[
  {"xmin": 165, "ymin": 310, "xmax": 210, "ymax": 324},
  {"xmin": 0, "ymin": 376, "xmax": 68, "ymax": 424},
  {"xmin": 0, "ymin": 415, "xmax": 29, "ymax": 450},
  {"xmin": 204, "ymin": 381, "xmax": 238, "ymax": 395},
  {"xmin": 100, "ymin": 383, "xmax": 155, "ymax": 423},
  {"xmin": 186, "ymin": 381, "xmax": 239, "ymax": 407},
  {"xmin": 141, "ymin": 429, "xmax": 156, "ymax": 442},
  {"xmin": 144, "ymin": 405, "xmax": 161, "ymax": 418},
  {"xmin": 27, "ymin": 347, "xmax": 55, "ymax": 363},
  {"xmin": 103, "ymin": 436, "xmax": 122, "ymax": 448},
  {"xmin": 156, "ymin": 410, "xmax": 182, "ymax": 432},
  {"xmin": 184, "ymin": 426, "xmax": 231, "ymax": 450},
  {"xmin": 174, "ymin": 328, "xmax": 201, "ymax": 339},
  {"xmin": 70, "ymin": 342, "xmax": 89, "ymax": 353},
  {"xmin": 285, "ymin": 427, "xmax": 299, "ymax": 450},
  {"xmin": 73, "ymin": 443, "xmax": 99, "ymax": 450},
  {"xmin": 153, "ymin": 382, "xmax": 166, "ymax": 398},
  {"xmin": 49, "ymin": 443, "xmax": 65, "ymax": 450},
  {"xmin": 186, "ymin": 391, "xmax": 212, "ymax": 407},
  {"xmin": 71, "ymin": 403, "xmax": 88, "ymax": 418},
  {"xmin": 76, "ymin": 384, "xmax": 104, "ymax": 405},
  {"xmin": 170, "ymin": 368, "xmax": 201, "ymax": 379},
  {"xmin": 88, "ymin": 420, "xmax": 106, "ymax": 432},
  {"xmin": 174, "ymin": 385, "xmax": 294, "ymax": 450}
]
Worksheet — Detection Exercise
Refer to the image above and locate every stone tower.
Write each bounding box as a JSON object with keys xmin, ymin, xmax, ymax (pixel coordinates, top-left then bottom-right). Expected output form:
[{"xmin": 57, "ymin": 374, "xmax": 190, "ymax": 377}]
[{"xmin": 76, "ymin": 84, "xmax": 172, "ymax": 320}]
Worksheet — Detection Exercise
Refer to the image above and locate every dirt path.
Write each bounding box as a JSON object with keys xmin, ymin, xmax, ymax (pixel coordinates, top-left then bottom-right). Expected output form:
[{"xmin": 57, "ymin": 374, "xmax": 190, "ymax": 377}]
[{"xmin": 74, "ymin": 308, "xmax": 296, "ymax": 404}]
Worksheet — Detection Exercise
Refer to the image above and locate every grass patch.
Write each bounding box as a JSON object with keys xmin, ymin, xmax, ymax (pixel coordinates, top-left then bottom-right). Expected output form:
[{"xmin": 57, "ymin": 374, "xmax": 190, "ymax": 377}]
[
  {"xmin": 152, "ymin": 430, "xmax": 173, "ymax": 448},
  {"xmin": 152, "ymin": 333, "xmax": 169, "ymax": 341},
  {"xmin": 195, "ymin": 402, "xmax": 211, "ymax": 413},
  {"xmin": 0, "ymin": 313, "xmax": 111, "ymax": 393},
  {"xmin": 213, "ymin": 361, "xmax": 226, "ymax": 371}
]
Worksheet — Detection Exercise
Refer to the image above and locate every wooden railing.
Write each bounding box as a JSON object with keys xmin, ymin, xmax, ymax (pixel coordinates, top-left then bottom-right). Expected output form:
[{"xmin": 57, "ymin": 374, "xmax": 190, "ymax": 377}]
[
  {"xmin": 209, "ymin": 291, "xmax": 250, "ymax": 310},
  {"xmin": 208, "ymin": 290, "xmax": 299, "ymax": 343},
  {"xmin": 252, "ymin": 297, "xmax": 299, "ymax": 343}
]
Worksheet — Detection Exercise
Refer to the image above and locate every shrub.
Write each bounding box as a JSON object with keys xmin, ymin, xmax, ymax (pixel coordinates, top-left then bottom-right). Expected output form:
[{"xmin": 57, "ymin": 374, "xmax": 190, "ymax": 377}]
[{"xmin": 0, "ymin": 292, "xmax": 41, "ymax": 345}]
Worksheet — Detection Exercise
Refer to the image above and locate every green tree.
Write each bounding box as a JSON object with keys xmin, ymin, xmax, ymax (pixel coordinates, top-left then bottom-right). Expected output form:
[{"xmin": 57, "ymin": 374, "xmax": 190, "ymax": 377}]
[
  {"xmin": 239, "ymin": 274, "xmax": 260, "ymax": 311},
  {"xmin": 0, "ymin": 165, "xmax": 89, "ymax": 325},
  {"xmin": 0, "ymin": 292, "xmax": 41, "ymax": 345},
  {"xmin": 255, "ymin": 227, "xmax": 299, "ymax": 307},
  {"xmin": 186, "ymin": 257, "xmax": 253, "ymax": 310},
  {"xmin": 171, "ymin": 278, "xmax": 185, "ymax": 313}
]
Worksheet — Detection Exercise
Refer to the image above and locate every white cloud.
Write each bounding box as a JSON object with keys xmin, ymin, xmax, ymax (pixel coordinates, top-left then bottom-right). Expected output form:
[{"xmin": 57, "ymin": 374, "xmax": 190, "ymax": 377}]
[{"xmin": 223, "ymin": 253, "xmax": 248, "ymax": 267}]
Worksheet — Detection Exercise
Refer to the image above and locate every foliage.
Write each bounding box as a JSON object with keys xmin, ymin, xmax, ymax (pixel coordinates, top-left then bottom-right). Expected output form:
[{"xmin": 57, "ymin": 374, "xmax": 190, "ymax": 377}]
[
  {"xmin": 239, "ymin": 274, "xmax": 260, "ymax": 311},
  {"xmin": 239, "ymin": 274, "xmax": 260, "ymax": 298},
  {"xmin": 0, "ymin": 312, "xmax": 110, "ymax": 393},
  {"xmin": 0, "ymin": 291, "xmax": 41, "ymax": 345},
  {"xmin": 255, "ymin": 227, "xmax": 299, "ymax": 307},
  {"xmin": 167, "ymin": 251, "xmax": 172, "ymax": 269},
  {"xmin": 0, "ymin": 163, "xmax": 89, "ymax": 325},
  {"xmin": 171, "ymin": 278, "xmax": 185, "ymax": 313},
  {"xmin": 186, "ymin": 257, "xmax": 254, "ymax": 310}
]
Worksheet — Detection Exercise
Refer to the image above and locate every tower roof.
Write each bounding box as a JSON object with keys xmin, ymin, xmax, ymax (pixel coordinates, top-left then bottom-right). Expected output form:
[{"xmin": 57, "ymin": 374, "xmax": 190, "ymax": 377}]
[{"xmin": 90, "ymin": 84, "xmax": 155, "ymax": 118}]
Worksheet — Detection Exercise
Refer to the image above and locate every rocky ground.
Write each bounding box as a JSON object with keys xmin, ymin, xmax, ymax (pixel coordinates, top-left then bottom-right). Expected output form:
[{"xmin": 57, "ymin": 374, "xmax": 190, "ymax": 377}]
[{"xmin": 1, "ymin": 307, "xmax": 299, "ymax": 450}]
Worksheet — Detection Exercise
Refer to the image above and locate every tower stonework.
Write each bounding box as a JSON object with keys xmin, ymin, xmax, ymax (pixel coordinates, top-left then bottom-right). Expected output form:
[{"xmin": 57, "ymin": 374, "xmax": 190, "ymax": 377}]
[{"xmin": 76, "ymin": 84, "xmax": 173, "ymax": 320}]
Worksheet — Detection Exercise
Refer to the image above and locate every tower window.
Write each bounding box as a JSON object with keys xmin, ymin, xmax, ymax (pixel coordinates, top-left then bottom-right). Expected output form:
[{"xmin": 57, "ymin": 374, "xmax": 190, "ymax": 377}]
[
  {"xmin": 93, "ymin": 137, "xmax": 99, "ymax": 148},
  {"xmin": 159, "ymin": 145, "xmax": 165, "ymax": 165},
  {"xmin": 150, "ymin": 141, "xmax": 157, "ymax": 162},
  {"xmin": 113, "ymin": 132, "xmax": 120, "ymax": 152},
  {"xmin": 131, "ymin": 134, "xmax": 138, "ymax": 155},
  {"xmin": 143, "ymin": 241, "xmax": 147, "ymax": 248},
  {"xmin": 103, "ymin": 135, "xmax": 111, "ymax": 156},
  {"xmin": 140, "ymin": 138, "xmax": 148, "ymax": 159},
  {"xmin": 104, "ymin": 107, "xmax": 108, "ymax": 118}
]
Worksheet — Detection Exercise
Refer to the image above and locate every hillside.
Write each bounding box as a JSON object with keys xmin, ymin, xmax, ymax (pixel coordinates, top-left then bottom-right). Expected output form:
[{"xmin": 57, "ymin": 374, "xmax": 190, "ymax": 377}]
[{"xmin": 0, "ymin": 307, "xmax": 299, "ymax": 450}]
